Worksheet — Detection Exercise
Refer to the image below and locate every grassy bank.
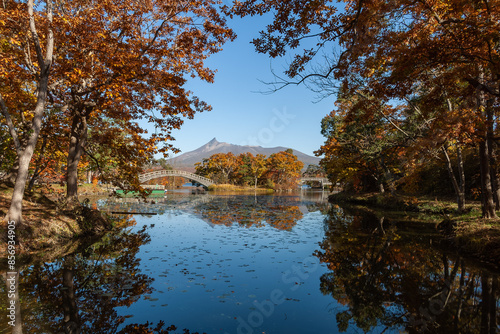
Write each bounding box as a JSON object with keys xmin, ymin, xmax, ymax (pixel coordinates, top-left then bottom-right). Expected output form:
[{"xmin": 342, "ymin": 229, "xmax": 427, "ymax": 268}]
[
  {"xmin": 207, "ymin": 184, "xmax": 274, "ymax": 193},
  {"xmin": 328, "ymin": 191, "xmax": 482, "ymax": 215},
  {"xmin": 0, "ymin": 183, "xmax": 113, "ymax": 258},
  {"xmin": 329, "ymin": 192, "xmax": 500, "ymax": 270},
  {"xmin": 450, "ymin": 219, "xmax": 500, "ymax": 268}
]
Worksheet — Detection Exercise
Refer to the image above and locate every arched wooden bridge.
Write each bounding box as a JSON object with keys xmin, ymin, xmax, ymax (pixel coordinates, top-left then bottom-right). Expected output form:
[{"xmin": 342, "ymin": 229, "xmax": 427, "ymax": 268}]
[
  {"xmin": 139, "ymin": 169, "xmax": 215, "ymax": 187},
  {"xmin": 139, "ymin": 170, "xmax": 332, "ymax": 189}
]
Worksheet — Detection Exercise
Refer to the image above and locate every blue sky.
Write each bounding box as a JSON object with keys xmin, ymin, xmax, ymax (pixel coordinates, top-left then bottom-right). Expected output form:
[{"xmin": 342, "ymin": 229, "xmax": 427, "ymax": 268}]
[{"xmin": 167, "ymin": 14, "xmax": 336, "ymax": 158}]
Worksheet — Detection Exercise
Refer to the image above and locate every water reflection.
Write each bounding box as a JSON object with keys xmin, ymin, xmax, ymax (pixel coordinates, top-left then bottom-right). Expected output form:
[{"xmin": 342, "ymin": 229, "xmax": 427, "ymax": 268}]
[
  {"xmin": 315, "ymin": 205, "xmax": 500, "ymax": 333},
  {"xmin": 94, "ymin": 191, "xmax": 330, "ymax": 231},
  {"xmin": 1, "ymin": 194, "xmax": 499, "ymax": 333},
  {"xmin": 0, "ymin": 221, "xmax": 160, "ymax": 334},
  {"xmin": 193, "ymin": 196, "xmax": 304, "ymax": 230}
]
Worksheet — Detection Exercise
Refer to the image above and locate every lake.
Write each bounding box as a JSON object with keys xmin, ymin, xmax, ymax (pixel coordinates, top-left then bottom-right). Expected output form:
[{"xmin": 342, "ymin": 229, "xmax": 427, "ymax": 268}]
[{"xmin": 1, "ymin": 190, "xmax": 499, "ymax": 333}]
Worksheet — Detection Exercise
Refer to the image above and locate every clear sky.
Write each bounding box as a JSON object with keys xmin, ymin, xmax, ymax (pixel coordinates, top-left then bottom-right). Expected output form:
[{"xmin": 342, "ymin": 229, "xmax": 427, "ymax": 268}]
[{"xmin": 166, "ymin": 14, "xmax": 335, "ymax": 158}]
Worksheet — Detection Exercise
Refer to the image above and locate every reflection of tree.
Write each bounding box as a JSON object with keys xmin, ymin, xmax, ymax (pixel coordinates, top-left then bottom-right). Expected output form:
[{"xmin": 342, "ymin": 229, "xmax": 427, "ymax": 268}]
[
  {"xmin": 16, "ymin": 224, "xmax": 154, "ymax": 333},
  {"xmin": 194, "ymin": 196, "xmax": 303, "ymax": 230},
  {"xmin": 61, "ymin": 256, "xmax": 80, "ymax": 333},
  {"xmin": 0, "ymin": 220, "xmax": 209, "ymax": 334},
  {"xmin": 2, "ymin": 272, "xmax": 22, "ymax": 334},
  {"xmin": 480, "ymin": 273, "xmax": 499, "ymax": 334},
  {"xmin": 118, "ymin": 321, "xmax": 203, "ymax": 334},
  {"xmin": 316, "ymin": 206, "xmax": 500, "ymax": 333},
  {"xmin": 305, "ymin": 202, "xmax": 331, "ymax": 215}
]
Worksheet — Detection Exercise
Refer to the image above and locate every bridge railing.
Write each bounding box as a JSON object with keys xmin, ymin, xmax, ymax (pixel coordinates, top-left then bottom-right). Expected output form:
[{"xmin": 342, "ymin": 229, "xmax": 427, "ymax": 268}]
[
  {"xmin": 300, "ymin": 177, "xmax": 332, "ymax": 185},
  {"xmin": 138, "ymin": 170, "xmax": 214, "ymax": 186}
]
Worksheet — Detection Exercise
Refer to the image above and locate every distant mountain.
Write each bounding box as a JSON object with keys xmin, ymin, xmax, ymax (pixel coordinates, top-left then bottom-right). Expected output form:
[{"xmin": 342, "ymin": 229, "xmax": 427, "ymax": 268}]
[{"xmin": 167, "ymin": 138, "xmax": 321, "ymax": 169}]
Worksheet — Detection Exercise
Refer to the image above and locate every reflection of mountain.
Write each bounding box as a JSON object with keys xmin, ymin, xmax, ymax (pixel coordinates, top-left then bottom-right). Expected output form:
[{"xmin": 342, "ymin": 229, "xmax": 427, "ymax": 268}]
[{"xmin": 167, "ymin": 137, "xmax": 321, "ymax": 169}]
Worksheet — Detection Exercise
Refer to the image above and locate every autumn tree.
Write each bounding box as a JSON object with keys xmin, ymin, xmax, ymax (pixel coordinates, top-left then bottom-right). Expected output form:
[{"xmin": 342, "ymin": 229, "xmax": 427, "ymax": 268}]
[
  {"xmin": 0, "ymin": 0, "xmax": 54, "ymax": 225},
  {"xmin": 398, "ymin": 82, "xmax": 476, "ymax": 211},
  {"xmin": 227, "ymin": 0, "xmax": 500, "ymax": 217},
  {"xmin": 235, "ymin": 152, "xmax": 267, "ymax": 189},
  {"xmin": 317, "ymin": 90, "xmax": 404, "ymax": 193},
  {"xmin": 44, "ymin": 0, "xmax": 234, "ymax": 204},
  {"xmin": 195, "ymin": 152, "xmax": 238, "ymax": 184},
  {"xmin": 83, "ymin": 119, "xmax": 156, "ymax": 194},
  {"xmin": 265, "ymin": 149, "xmax": 304, "ymax": 190},
  {"xmin": 302, "ymin": 164, "xmax": 326, "ymax": 178},
  {"xmin": 195, "ymin": 150, "xmax": 304, "ymax": 189},
  {"xmin": 1, "ymin": 0, "xmax": 235, "ymax": 223}
]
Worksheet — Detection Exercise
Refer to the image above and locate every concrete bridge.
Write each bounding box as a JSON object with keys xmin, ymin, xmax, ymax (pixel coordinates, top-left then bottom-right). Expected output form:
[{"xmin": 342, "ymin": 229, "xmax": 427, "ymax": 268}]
[
  {"xmin": 300, "ymin": 177, "xmax": 332, "ymax": 189},
  {"xmin": 139, "ymin": 169, "xmax": 215, "ymax": 187}
]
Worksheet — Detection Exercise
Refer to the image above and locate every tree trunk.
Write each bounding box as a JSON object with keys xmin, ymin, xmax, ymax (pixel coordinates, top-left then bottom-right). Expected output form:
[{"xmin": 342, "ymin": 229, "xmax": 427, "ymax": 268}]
[
  {"xmin": 486, "ymin": 97, "xmax": 500, "ymax": 209},
  {"xmin": 7, "ymin": 95, "xmax": 48, "ymax": 224},
  {"xmin": 479, "ymin": 141, "xmax": 497, "ymax": 218},
  {"xmin": 66, "ymin": 113, "xmax": 87, "ymax": 204},
  {"xmin": 443, "ymin": 100, "xmax": 466, "ymax": 211},
  {"xmin": 371, "ymin": 172, "xmax": 384, "ymax": 194},
  {"xmin": 457, "ymin": 145, "xmax": 466, "ymax": 210},
  {"xmin": 4, "ymin": 0, "xmax": 54, "ymax": 225},
  {"xmin": 380, "ymin": 157, "xmax": 395, "ymax": 193},
  {"xmin": 488, "ymin": 132, "xmax": 500, "ymax": 210},
  {"xmin": 441, "ymin": 144, "xmax": 465, "ymax": 212},
  {"xmin": 27, "ymin": 164, "xmax": 40, "ymax": 193},
  {"xmin": 378, "ymin": 182, "xmax": 385, "ymax": 194},
  {"xmin": 477, "ymin": 68, "xmax": 497, "ymax": 218}
]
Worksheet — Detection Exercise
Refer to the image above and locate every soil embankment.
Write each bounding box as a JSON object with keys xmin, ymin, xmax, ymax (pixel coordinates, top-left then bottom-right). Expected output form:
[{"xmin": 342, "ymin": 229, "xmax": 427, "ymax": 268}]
[{"xmin": 0, "ymin": 183, "xmax": 112, "ymax": 258}]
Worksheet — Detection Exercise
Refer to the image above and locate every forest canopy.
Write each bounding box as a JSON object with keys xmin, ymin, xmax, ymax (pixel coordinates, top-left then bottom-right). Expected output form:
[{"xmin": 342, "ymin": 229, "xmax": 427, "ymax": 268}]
[
  {"xmin": 0, "ymin": 0, "xmax": 234, "ymax": 224},
  {"xmin": 226, "ymin": 0, "xmax": 500, "ymax": 217}
]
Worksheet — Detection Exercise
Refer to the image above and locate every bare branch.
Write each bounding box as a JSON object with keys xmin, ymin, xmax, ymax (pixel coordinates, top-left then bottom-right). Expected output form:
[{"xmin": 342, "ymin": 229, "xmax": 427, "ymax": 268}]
[
  {"xmin": 355, "ymin": 90, "xmax": 411, "ymax": 138},
  {"xmin": 27, "ymin": 0, "xmax": 45, "ymax": 72}
]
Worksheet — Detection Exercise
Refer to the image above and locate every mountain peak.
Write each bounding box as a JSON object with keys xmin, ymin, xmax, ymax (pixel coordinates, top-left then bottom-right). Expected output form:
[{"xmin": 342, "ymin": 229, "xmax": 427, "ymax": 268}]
[{"xmin": 203, "ymin": 137, "xmax": 222, "ymax": 151}]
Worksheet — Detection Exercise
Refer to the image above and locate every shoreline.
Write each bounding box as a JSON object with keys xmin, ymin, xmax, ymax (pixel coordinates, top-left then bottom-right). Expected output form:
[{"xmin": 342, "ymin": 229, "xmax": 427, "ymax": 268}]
[
  {"xmin": 0, "ymin": 184, "xmax": 114, "ymax": 258},
  {"xmin": 328, "ymin": 192, "xmax": 500, "ymax": 272}
]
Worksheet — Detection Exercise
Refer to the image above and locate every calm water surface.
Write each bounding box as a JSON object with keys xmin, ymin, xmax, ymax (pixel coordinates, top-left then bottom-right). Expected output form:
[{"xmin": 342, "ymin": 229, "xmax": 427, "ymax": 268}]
[{"xmin": 1, "ymin": 190, "xmax": 499, "ymax": 333}]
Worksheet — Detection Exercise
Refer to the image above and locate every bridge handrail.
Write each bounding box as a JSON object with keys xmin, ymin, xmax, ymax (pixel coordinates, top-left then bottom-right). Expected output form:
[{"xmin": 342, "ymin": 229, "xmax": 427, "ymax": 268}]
[
  {"xmin": 138, "ymin": 169, "xmax": 214, "ymax": 186},
  {"xmin": 300, "ymin": 177, "xmax": 331, "ymax": 183}
]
